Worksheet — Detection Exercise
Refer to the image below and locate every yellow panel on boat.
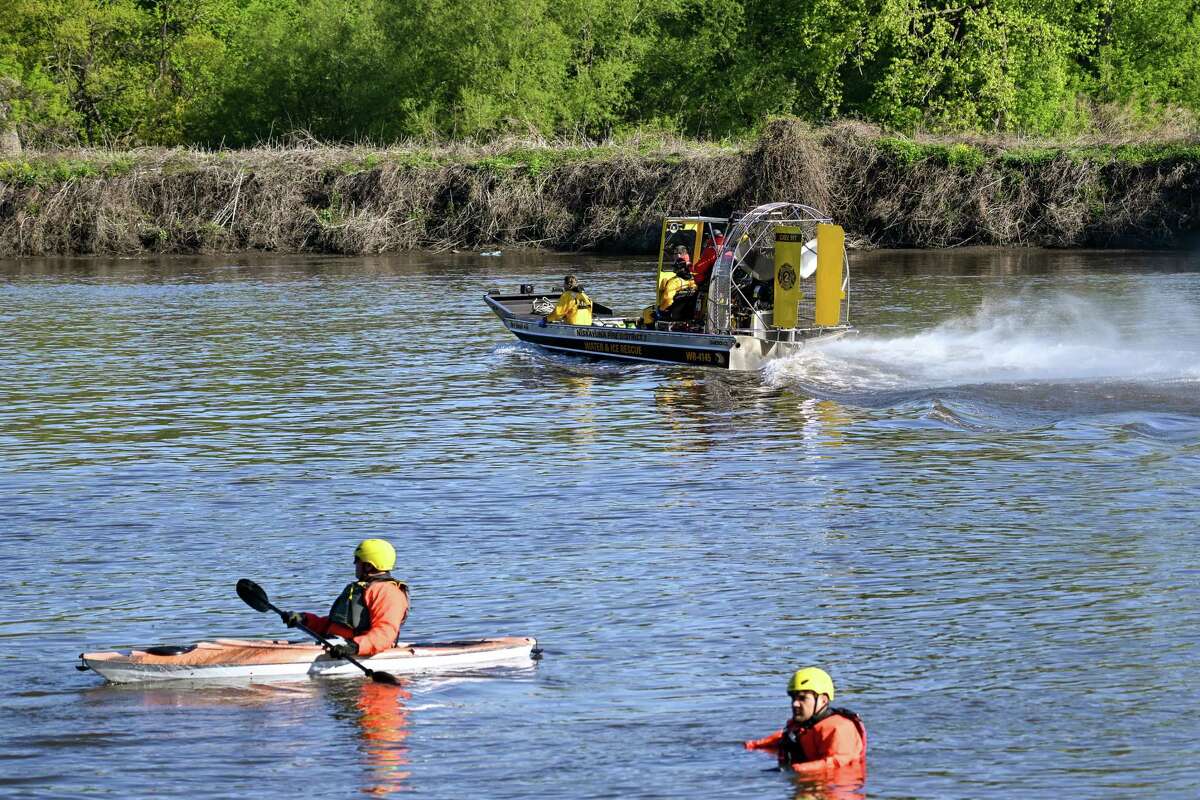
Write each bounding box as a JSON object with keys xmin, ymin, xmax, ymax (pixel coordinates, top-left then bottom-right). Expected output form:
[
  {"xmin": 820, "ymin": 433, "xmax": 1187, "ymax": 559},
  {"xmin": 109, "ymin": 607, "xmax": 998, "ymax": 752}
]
[
  {"xmin": 772, "ymin": 226, "xmax": 804, "ymax": 329},
  {"xmin": 815, "ymin": 223, "xmax": 844, "ymax": 326}
]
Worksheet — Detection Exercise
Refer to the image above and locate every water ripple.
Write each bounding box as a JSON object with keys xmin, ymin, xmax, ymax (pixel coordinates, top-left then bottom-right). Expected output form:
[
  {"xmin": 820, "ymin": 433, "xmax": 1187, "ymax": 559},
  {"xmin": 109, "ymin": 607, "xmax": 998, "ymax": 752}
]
[{"xmin": 0, "ymin": 252, "xmax": 1197, "ymax": 799}]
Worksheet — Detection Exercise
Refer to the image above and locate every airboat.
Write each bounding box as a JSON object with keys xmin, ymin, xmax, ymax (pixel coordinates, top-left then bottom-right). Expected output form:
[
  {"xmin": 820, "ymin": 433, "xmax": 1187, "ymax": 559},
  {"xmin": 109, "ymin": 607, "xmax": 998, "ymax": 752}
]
[{"xmin": 484, "ymin": 202, "xmax": 854, "ymax": 371}]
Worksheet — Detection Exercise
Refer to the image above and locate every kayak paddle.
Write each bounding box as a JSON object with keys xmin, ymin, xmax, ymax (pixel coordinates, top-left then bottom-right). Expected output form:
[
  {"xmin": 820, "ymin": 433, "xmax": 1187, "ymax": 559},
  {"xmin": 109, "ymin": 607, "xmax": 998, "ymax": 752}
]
[{"xmin": 235, "ymin": 578, "xmax": 400, "ymax": 685}]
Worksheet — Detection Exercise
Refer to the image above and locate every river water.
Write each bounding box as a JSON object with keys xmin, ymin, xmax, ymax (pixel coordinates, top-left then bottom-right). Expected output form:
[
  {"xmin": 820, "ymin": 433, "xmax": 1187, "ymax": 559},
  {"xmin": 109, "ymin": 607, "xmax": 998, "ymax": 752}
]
[{"xmin": 0, "ymin": 247, "xmax": 1197, "ymax": 799}]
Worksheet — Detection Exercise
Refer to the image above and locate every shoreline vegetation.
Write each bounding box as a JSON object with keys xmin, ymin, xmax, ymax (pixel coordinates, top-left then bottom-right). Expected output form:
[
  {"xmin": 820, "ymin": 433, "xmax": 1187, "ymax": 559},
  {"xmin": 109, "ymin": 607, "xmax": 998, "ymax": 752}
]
[
  {"xmin": 1, "ymin": 120, "xmax": 1198, "ymax": 256},
  {"xmin": 4, "ymin": 2, "xmax": 1198, "ymax": 256}
]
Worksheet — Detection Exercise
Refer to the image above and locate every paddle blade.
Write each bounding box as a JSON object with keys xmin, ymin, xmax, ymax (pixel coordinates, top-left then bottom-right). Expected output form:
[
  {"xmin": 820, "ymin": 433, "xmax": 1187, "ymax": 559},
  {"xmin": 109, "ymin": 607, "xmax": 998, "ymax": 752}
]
[
  {"xmin": 370, "ymin": 670, "xmax": 400, "ymax": 685},
  {"xmin": 236, "ymin": 579, "xmax": 272, "ymax": 613}
]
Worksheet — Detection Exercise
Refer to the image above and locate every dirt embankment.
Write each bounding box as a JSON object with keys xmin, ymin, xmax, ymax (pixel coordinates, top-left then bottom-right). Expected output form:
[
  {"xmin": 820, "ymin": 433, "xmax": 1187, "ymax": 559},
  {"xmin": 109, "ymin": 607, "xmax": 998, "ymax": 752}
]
[{"xmin": 1, "ymin": 120, "xmax": 1197, "ymax": 256}]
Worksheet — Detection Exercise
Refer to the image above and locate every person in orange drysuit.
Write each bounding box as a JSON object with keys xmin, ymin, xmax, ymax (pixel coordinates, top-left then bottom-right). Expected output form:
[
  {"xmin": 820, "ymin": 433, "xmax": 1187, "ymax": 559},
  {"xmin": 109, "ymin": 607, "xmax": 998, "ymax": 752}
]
[
  {"xmin": 279, "ymin": 538, "xmax": 410, "ymax": 658},
  {"xmin": 745, "ymin": 667, "xmax": 866, "ymax": 782}
]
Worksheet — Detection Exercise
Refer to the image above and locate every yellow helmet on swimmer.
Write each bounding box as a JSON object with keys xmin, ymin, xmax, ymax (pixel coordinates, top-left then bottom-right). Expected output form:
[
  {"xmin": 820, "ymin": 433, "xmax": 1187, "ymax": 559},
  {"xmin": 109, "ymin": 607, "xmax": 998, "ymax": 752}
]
[
  {"xmin": 788, "ymin": 667, "xmax": 835, "ymax": 701},
  {"xmin": 354, "ymin": 538, "xmax": 396, "ymax": 572}
]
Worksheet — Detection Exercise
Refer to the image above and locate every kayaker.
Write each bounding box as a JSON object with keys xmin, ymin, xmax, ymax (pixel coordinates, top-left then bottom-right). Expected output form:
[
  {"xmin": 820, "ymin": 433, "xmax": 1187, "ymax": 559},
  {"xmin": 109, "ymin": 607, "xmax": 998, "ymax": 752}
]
[
  {"xmin": 279, "ymin": 538, "xmax": 410, "ymax": 659},
  {"xmin": 744, "ymin": 667, "xmax": 867, "ymax": 778},
  {"xmin": 541, "ymin": 274, "xmax": 593, "ymax": 326}
]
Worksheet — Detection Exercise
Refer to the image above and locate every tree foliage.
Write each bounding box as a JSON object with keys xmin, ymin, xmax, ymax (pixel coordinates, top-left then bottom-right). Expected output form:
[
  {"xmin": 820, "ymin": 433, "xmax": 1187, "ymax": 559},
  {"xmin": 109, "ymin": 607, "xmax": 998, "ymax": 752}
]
[{"xmin": 0, "ymin": 0, "xmax": 1196, "ymax": 146}]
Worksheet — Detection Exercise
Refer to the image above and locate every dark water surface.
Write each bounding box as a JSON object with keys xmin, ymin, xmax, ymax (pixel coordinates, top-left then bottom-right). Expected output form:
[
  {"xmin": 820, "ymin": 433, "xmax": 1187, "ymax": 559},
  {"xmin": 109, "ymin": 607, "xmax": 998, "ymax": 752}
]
[{"xmin": 1, "ymin": 248, "xmax": 1198, "ymax": 799}]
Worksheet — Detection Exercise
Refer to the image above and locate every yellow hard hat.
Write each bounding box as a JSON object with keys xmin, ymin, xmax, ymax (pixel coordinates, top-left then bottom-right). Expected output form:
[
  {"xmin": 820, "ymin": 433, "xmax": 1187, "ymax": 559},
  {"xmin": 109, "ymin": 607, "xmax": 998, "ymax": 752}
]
[
  {"xmin": 354, "ymin": 538, "xmax": 396, "ymax": 572},
  {"xmin": 787, "ymin": 667, "xmax": 835, "ymax": 700}
]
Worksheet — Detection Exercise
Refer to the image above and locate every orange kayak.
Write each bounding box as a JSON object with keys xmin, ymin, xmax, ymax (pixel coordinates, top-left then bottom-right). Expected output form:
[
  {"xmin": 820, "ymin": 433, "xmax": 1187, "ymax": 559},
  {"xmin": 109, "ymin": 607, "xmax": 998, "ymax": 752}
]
[{"xmin": 80, "ymin": 637, "xmax": 539, "ymax": 684}]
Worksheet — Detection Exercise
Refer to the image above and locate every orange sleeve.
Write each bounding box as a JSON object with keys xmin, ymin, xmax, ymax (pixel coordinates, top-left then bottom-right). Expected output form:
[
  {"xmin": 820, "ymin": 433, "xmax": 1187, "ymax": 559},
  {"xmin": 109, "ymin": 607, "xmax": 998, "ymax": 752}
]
[
  {"xmin": 300, "ymin": 612, "xmax": 331, "ymax": 635},
  {"xmin": 350, "ymin": 583, "xmax": 409, "ymax": 657},
  {"xmin": 744, "ymin": 729, "xmax": 784, "ymax": 751},
  {"xmin": 788, "ymin": 717, "xmax": 864, "ymax": 773},
  {"xmin": 299, "ymin": 613, "xmax": 353, "ymax": 640}
]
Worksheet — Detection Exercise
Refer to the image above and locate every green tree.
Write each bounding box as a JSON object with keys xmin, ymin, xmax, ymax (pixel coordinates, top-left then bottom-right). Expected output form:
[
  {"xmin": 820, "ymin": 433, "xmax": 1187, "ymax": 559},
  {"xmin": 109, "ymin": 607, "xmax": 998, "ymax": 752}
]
[
  {"xmin": 552, "ymin": 0, "xmax": 662, "ymax": 136},
  {"xmin": 0, "ymin": 0, "xmax": 230, "ymax": 145},
  {"xmin": 627, "ymin": 0, "xmax": 747, "ymax": 136},
  {"xmin": 861, "ymin": 1, "xmax": 1090, "ymax": 133},
  {"xmin": 2, "ymin": 0, "xmax": 1198, "ymax": 145},
  {"xmin": 0, "ymin": 43, "xmax": 76, "ymax": 146},
  {"xmin": 1088, "ymin": 0, "xmax": 1200, "ymax": 125},
  {"xmin": 195, "ymin": 0, "xmax": 398, "ymax": 144},
  {"xmin": 137, "ymin": 0, "xmax": 231, "ymax": 144},
  {"xmin": 377, "ymin": 0, "xmax": 574, "ymax": 139}
]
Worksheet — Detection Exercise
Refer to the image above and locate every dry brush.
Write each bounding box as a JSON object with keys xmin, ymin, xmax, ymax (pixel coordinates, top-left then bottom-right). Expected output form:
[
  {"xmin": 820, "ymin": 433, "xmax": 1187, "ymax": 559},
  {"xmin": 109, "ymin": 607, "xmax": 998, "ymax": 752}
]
[{"xmin": 1, "ymin": 120, "xmax": 1197, "ymax": 256}]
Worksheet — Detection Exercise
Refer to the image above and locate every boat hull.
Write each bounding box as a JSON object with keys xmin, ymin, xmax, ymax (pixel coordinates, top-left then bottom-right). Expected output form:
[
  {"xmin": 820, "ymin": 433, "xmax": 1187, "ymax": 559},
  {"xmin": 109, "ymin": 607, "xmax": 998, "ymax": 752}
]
[
  {"xmin": 487, "ymin": 292, "xmax": 849, "ymax": 370},
  {"xmin": 81, "ymin": 637, "xmax": 538, "ymax": 684}
]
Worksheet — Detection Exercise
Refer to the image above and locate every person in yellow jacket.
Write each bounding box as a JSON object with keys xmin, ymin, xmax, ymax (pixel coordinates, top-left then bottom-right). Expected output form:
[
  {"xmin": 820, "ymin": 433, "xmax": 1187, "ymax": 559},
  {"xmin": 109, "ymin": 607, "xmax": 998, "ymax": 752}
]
[
  {"xmin": 641, "ymin": 261, "xmax": 699, "ymax": 325},
  {"xmin": 542, "ymin": 275, "xmax": 593, "ymax": 326},
  {"xmin": 658, "ymin": 261, "xmax": 698, "ymax": 320}
]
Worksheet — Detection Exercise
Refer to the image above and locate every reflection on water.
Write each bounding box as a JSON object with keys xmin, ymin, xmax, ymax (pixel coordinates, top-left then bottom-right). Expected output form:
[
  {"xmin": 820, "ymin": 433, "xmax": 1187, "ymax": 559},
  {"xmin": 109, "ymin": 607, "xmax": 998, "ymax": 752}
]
[
  {"xmin": 82, "ymin": 679, "xmax": 414, "ymax": 796},
  {"xmin": 792, "ymin": 776, "xmax": 868, "ymax": 800},
  {"xmin": 339, "ymin": 681, "xmax": 412, "ymax": 796},
  {"xmin": 1, "ymin": 249, "xmax": 1198, "ymax": 800}
]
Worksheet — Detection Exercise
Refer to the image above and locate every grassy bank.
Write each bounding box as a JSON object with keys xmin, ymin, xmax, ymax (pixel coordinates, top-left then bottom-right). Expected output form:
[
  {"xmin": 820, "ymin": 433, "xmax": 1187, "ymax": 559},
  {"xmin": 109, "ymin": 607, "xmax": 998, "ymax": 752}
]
[{"xmin": 1, "ymin": 120, "xmax": 1198, "ymax": 256}]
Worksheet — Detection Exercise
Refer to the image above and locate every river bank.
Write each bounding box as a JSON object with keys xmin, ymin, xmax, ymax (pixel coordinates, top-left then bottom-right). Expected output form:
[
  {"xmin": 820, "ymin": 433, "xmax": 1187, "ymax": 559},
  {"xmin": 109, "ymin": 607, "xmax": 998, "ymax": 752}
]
[{"xmin": 1, "ymin": 120, "xmax": 1198, "ymax": 256}]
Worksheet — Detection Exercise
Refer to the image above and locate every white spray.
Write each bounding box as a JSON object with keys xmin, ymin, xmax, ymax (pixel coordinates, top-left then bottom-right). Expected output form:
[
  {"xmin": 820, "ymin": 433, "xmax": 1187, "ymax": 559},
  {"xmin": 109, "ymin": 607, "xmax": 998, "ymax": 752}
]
[{"xmin": 768, "ymin": 289, "xmax": 1200, "ymax": 394}]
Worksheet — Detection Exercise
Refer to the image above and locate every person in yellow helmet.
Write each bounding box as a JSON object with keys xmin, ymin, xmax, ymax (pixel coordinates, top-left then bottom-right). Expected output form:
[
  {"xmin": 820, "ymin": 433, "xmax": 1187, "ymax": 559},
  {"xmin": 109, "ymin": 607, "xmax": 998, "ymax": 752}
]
[
  {"xmin": 541, "ymin": 275, "xmax": 593, "ymax": 326},
  {"xmin": 279, "ymin": 539, "xmax": 410, "ymax": 659},
  {"xmin": 744, "ymin": 667, "xmax": 867, "ymax": 778}
]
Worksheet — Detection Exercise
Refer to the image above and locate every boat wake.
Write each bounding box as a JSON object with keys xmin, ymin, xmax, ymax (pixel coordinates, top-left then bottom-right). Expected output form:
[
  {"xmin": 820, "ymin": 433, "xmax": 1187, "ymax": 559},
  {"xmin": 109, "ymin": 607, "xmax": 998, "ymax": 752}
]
[
  {"xmin": 766, "ymin": 292, "xmax": 1200, "ymax": 421},
  {"xmin": 491, "ymin": 341, "xmax": 660, "ymax": 378}
]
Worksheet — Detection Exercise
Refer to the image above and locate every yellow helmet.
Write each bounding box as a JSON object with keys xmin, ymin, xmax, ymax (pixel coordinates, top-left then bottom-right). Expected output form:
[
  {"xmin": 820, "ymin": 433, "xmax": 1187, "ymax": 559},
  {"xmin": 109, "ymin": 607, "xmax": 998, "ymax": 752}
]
[
  {"xmin": 787, "ymin": 667, "xmax": 835, "ymax": 700},
  {"xmin": 354, "ymin": 538, "xmax": 396, "ymax": 572}
]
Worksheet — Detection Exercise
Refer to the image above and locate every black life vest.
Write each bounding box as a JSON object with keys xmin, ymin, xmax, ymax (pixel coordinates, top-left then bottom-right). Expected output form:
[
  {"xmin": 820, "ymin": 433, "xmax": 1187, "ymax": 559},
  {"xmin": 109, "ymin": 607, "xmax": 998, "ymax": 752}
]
[
  {"xmin": 327, "ymin": 573, "xmax": 409, "ymax": 635},
  {"xmin": 780, "ymin": 707, "xmax": 865, "ymax": 766}
]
